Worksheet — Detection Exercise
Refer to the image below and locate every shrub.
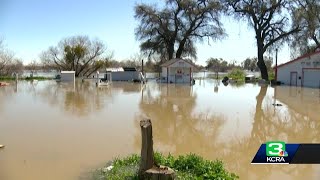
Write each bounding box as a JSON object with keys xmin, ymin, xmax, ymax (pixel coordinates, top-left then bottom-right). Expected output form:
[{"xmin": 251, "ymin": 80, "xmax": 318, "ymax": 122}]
[
  {"xmin": 93, "ymin": 153, "xmax": 239, "ymax": 180},
  {"xmin": 268, "ymin": 70, "xmax": 275, "ymax": 80},
  {"xmin": 228, "ymin": 68, "xmax": 245, "ymax": 81}
]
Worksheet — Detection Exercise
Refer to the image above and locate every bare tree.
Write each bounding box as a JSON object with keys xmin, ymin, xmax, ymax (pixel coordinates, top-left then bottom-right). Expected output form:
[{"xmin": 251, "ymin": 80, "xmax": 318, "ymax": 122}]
[
  {"xmin": 41, "ymin": 35, "xmax": 109, "ymax": 77},
  {"xmin": 0, "ymin": 39, "xmax": 19, "ymax": 76},
  {"xmin": 26, "ymin": 60, "xmax": 39, "ymax": 77}
]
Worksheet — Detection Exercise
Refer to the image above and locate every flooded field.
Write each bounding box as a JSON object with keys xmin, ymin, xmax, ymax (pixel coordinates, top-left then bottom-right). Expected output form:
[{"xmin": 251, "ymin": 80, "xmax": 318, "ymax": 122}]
[{"xmin": 0, "ymin": 79, "xmax": 320, "ymax": 180}]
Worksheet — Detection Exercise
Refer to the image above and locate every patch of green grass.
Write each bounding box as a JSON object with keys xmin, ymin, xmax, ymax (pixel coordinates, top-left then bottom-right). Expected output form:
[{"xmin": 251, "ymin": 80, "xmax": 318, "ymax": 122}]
[
  {"xmin": 0, "ymin": 76, "xmax": 53, "ymax": 81},
  {"xmin": 24, "ymin": 76, "xmax": 53, "ymax": 80},
  {"xmin": 93, "ymin": 153, "xmax": 238, "ymax": 180},
  {"xmin": 0, "ymin": 76, "xmax": 15, "ymax": 80}
]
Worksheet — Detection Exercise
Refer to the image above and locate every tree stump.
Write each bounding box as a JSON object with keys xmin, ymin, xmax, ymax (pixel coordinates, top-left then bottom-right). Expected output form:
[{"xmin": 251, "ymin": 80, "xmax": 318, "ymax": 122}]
[
  {"xmin": 144, "ymin": 165, "xmax": 175, "ymax": 180},
  {"xmin": 138, "ymin": 119, "xmax": 175, "ymax": 180},
  {"xmin": 139, "ymin": 119, "xmax": 154, "ymax": 173}
]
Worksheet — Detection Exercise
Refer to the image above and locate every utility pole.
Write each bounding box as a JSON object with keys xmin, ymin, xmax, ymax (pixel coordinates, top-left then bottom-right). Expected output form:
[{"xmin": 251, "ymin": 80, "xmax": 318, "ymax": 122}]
[
  {"xmin": 141, "ymin": 59, "xmax": 144, "ymax": 76},
  {"xmin": 275, "ymin": 48, "xmax": 278, "ymax": 82}
]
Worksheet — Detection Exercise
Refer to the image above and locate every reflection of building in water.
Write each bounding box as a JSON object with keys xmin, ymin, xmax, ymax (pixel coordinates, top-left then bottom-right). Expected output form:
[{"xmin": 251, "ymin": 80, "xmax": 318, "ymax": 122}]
[
  {"xmin": 141, "ymin": 84, "xmax": 195, "ymax": 113},
  {"xmin": 111, "ymin": 82, "xmax": 144, "ymax": 93},
  {"xmin": 57, "ymin": 81, "xmax": 76, "ymax": 92},
  {"xmin": 160, "ymin": 84, "xmax": 194, "ymax": 104},
  {"xmin": 275, "ymin": 86, "xmax": 320, "ymax": 122}
]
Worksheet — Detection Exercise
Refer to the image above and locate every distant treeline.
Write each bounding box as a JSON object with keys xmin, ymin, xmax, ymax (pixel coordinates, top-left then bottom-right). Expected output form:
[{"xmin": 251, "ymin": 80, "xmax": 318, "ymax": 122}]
[{"xmin": 2, "ymin": 35, "xmax": 272, "ymax": 77}]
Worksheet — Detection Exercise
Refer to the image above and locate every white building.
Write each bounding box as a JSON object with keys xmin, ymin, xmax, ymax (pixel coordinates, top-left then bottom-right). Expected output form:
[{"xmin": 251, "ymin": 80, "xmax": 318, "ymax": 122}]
[
  {"xmin": 160, "ymin": 58, "xmax": 196, "ymax": 84},
  {"xmin": 277, "ymin": 51, "xmax": 320, "ymax": 88},
  {"xmin": 106, "ymin": 67, "xmax": 143, "ymax": 81},
  {"xmin": 60, "ymin": 71, "xmax": 75, "ymax": 82}
]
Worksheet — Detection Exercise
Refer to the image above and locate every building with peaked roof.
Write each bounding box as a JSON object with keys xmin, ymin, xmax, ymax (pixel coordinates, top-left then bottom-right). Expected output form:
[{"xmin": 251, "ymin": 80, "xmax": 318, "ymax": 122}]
[
  {"xmin": 276, "ymin": 51, "xmax": 320, "ymax": 88},
  {"xmin": 160, "ymin": 58, "xmax": 196, "ymax": 84}
]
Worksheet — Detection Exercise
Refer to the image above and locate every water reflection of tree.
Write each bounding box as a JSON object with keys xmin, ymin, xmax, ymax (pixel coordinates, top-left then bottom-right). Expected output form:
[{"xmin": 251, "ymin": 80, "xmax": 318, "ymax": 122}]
[
  {"xmin": 232, "ymin": 86, "xmax": 319, "ymax": 179},
  {"xmin": 37, "ymin": 81, "xmax": 114, "ymax": 117},
  {"xmin": 252, "ymin": 86, "xmax": 320, "ymax": 144},
  {"xmin": 135, "ymin": 84, "xmax": 320, "ymax": 179},
  {"xmin": 135, "ymin": 84, "xmax": 226, "ymax": 155},
  {"xmin": 0, "ymin": 84, "xmax": 16, "ymax": 113}
]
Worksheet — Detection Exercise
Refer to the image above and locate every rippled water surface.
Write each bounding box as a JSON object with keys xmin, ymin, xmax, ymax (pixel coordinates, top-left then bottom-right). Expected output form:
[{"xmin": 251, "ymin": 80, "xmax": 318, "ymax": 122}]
[{"xmin": 0, "ymin": 79, "xmax": 320, "ymax": 180}]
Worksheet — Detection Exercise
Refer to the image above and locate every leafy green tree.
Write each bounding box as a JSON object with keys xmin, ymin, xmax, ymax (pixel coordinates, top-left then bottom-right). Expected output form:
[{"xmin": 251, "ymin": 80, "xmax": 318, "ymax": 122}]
[
  {"xmin": 41, "ymin": 35, "xmax": 111, "ymax": 77},
  {"xmin": 291, "ymin": 0, "xmax": 320, "ymax": 55},
  {"xmin": 242, "ymin": 56, "xmax": 272, "ymax": 72},
  {"xmin": 206, "ymin": 58, "xmax": 230, "ymax": 72},
  {"xmin": 242, "ymin": 58, "xmax": 251, "ymax": 70},
  {"xmin": 224, "ymin": 0, "xmax": 300, "ymax": 80},
  {"xmin": 206, "ymin": 58, "xmax": 240, "ymax": 72},
  {"xmin": 134, "ymin": 0, "xmax": 225, "ymax": 61},
  {"xmin": 206, "ymin": 58, "xmax": 221, "ymax": 70},
  {"xmin": 144, "ymin": 59, "xmax": 157, "ymax": 72}
]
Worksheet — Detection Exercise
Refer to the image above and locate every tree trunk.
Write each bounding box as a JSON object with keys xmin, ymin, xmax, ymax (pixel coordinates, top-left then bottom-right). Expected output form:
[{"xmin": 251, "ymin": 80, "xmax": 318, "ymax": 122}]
[
  {"xmin": 167, "ymin": 42, "xmax": 175, "ymax": 60},
  {"xmin": 175, "ymin": 38, "xmax": 187, "ymax": 59},
  {"xmin": 257, "ymin": 44, "xmax": 269, "ymax": 81},
  {"xmin": 251, "ymin": 86, "xmax": 268, "ymax": 143}
]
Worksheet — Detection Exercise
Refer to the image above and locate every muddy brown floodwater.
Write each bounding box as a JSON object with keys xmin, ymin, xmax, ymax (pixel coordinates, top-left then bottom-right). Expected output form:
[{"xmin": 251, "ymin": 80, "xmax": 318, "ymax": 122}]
[{"xmin": 0, "ymin": 79, "xmax": 320, "ymax": 180}]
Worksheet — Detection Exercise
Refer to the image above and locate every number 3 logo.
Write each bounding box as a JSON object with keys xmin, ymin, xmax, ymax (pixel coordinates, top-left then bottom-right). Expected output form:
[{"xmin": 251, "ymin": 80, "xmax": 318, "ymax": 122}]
[{"xmin": 266, "ymin": 141, "xmax": 286, "ymax": 156}]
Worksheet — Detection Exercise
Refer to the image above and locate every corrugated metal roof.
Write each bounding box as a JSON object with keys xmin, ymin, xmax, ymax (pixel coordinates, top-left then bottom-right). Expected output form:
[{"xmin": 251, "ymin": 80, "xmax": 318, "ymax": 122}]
[
  {"xmin": 61, "ymin": 71, "xmax": 75, "ymax": 73},
  {"xmin": 106, "ymin": 67, "xmax": 124, "ymax": 72}
]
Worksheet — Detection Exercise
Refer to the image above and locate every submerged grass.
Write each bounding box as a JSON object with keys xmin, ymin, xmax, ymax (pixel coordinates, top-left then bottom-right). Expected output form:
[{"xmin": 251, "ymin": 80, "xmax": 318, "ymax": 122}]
[
  {"xmin": 0, "ymin": 76, "xmax": 53, "ymax": 81},
  {"xmin": 93, "ymin": 153, "xmax": 239, "ymax": 180}
]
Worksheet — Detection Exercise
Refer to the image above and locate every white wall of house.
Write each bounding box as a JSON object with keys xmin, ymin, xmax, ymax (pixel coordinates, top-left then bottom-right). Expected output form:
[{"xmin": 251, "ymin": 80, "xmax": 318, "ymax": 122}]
[
  {"xmin": 60, "ymin": 71, "xmax": 75, "ymax": 82},
  {"xmin": 110, "ymin": 71, "xmax": 140, "ymax": 81},
  {"xmin": 161, "ymin": 59, "xmax": 194, "ymax": 83},
  {"xmin": 167, "ymin": 67, "xmax": 191, "ymax": 83},
  {"xmin": 277, "ymin": 53, "xmax": 320, "ymax": 88},
  {"xmin": 162, "ymin": 67, "xmax": 167, "ymax": 78}
]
